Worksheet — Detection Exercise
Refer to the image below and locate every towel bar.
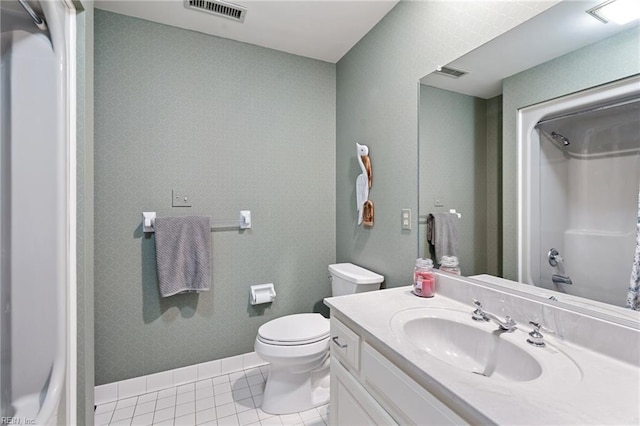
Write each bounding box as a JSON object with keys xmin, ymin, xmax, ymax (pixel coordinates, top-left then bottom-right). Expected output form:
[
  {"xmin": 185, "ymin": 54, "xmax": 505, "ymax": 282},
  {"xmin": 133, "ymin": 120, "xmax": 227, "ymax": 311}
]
[
  {"xmin": 418, "ymin": 209, "xmax": 462, "ymax": 224},
  {"xmin": 142, "ymin": 211, "xmax": 251, "ymax": 232}
]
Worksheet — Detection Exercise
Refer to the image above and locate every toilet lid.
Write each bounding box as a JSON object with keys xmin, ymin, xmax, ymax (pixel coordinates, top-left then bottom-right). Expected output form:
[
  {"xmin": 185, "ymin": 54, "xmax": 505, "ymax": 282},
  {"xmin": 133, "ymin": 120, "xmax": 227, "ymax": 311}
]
[{"xmin": 258, "ymin": 313, "xmax": 330, "ymax": 346}]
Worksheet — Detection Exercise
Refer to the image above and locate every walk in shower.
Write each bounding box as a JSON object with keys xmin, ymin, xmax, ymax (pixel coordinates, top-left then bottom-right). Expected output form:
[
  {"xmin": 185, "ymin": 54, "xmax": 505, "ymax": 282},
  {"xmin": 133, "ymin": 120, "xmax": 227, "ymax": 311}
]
[
  {"xmin": 1, "ymin": 0, "xmax": 75, "ymax": 423},
  {"xmin": 519, "ymin": 75, "xmax": 640, "ymax": 308}
]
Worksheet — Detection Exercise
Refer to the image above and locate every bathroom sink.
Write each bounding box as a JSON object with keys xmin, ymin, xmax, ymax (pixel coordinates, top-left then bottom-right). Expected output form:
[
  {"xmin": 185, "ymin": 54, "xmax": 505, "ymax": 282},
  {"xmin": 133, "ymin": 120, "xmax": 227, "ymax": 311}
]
[{"xmin": 390, "ymin": 308, "xmax": 580, "ymax": 383}]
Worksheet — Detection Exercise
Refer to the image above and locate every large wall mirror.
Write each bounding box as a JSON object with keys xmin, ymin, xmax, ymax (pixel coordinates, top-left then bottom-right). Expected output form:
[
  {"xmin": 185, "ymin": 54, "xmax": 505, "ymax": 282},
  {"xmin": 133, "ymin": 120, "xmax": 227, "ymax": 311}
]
[{"xmin": 418, "ymin": 0, "xmax": 640, "ymax": 314}]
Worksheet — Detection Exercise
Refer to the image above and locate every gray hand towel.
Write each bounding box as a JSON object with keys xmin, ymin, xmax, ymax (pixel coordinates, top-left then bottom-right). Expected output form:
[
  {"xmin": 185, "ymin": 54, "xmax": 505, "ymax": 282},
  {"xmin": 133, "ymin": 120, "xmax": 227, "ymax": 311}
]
[
  {"xmin": 154, "ymin": 216, "xmax": 211, "ymax": 297},
  {"xmin": 433, "ymin": 212, "xmax": 459, "ymax": 264},
  {"xmin": 426, "ymin": 214, "xmax": 435, "ymax": 244}
]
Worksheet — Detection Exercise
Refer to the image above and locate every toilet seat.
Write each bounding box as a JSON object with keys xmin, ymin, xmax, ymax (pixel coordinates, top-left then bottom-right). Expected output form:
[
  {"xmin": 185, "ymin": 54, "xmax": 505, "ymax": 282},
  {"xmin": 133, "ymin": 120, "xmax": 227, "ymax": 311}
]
[{"xmin": 258, "ymin": 313, "xmax": 329, "ymax": 346}]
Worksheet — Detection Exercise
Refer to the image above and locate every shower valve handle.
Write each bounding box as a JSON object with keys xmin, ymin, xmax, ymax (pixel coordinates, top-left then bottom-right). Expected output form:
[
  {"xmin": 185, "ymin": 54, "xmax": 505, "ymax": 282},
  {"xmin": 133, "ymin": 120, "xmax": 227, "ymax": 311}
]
[{"xmin": 548, "ymin": 248, "xmax": 563, "ymax": 267}]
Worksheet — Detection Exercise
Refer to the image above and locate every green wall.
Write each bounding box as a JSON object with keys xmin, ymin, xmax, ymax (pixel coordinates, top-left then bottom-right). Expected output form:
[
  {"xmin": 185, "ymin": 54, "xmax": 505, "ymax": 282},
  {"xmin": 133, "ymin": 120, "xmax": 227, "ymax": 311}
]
[
  {"xmin": 418, "ymin": 86, "xmax": 486, "ymax": 274},
  {"xmin": 418, "ymin": 86, "xmax": 503, "ymax": 277},
  {"xmin": 502, "ymin": 27, "xmax": 640, "ymax": 280},
  {"xmin": 94, "ymin": 10, "xmax": 336, "ymax": 384},
  {"xmin": 335, "ymin": 1, "xmax": 555, "ymax": 286}
]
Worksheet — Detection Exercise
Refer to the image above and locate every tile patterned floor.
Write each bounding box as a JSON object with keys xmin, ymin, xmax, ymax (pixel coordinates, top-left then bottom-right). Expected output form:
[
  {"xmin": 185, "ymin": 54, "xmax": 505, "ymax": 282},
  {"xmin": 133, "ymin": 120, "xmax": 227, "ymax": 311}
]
[{"xmin": 94, "ymin": 365, "xmax": 329, "ymax": 426}]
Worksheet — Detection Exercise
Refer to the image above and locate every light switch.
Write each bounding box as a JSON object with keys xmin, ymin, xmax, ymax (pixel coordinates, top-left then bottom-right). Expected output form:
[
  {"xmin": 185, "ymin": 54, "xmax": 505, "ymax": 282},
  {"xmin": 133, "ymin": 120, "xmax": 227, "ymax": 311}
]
[
  {"xmin": 172, "ymin": 190, "xmax": 191, "ymax": 207},
  {"xmin": 401, "ymin": 209, "xmax": 411, "ymax": 230}
]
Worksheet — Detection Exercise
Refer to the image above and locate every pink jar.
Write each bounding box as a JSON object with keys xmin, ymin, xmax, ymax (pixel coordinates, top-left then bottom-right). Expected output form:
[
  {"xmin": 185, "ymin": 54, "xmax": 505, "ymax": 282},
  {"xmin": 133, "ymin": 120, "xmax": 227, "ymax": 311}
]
[
  {"xmin": 413, "ymin": 258, "xmax": 435, "ymax": 297},
  {"xmin": 440, "ymin": 256, "xmax": 461, "ymax": 275}
]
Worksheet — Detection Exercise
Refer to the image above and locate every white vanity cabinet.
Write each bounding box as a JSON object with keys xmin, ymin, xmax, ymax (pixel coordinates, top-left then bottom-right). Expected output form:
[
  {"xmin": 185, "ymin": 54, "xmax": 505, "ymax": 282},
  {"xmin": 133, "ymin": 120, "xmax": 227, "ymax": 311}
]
[
  {"xmin": 331, "ymin": 358, "xmax": 397, "ymax": 425},
  {"xmin": 326, "ymin": 279, "xmax": 640, "ymax": 425},
  {"xmin": 330, "ymin": 315, "xmax": 466, "ymax": 425}
]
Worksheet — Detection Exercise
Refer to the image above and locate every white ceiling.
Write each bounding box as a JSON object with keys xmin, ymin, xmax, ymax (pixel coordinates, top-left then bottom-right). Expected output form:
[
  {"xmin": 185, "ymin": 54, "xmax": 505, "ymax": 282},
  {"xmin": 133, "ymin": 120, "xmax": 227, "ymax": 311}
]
[
  {"xmin": 420, "ymin": 0, "xmax": 640, "ymax": 98},
  {"xmin": 94, "ymin": 0, "xmax": 399, "ymax": 63}
]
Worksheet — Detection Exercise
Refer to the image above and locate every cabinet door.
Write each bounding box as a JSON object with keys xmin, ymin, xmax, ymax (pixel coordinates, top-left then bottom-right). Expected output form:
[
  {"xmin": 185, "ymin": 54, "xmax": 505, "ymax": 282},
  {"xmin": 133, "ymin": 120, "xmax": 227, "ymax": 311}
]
[
  {"xmin": 361, "ymin": 343, "xmax": 467, "ymax": 425},
  {"xmin": 331, "ymin": 359, "xmax": 397, "ymax": 426}
]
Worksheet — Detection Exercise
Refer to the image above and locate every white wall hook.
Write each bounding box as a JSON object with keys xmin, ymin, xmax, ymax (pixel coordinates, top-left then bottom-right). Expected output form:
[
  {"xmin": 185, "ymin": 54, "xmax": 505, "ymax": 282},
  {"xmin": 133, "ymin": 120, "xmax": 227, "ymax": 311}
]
[{"xmin": 449, "ymin": 209, "xmax": 462, "ymax": 219}]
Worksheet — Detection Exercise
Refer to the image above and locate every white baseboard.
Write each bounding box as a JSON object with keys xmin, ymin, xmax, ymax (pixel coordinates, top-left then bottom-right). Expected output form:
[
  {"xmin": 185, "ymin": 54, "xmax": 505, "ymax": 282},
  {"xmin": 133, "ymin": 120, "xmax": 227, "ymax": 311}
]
[{"xmin": 94, "ymin": 352, "xmax": 266, "ymax": 405}]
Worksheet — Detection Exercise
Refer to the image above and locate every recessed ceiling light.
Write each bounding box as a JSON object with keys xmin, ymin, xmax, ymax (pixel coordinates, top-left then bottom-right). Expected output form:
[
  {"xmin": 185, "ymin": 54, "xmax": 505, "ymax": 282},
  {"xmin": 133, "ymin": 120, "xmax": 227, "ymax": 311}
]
[{"xmin": 586, "ymin": 0, "xmax": 640, "ymax": 25}]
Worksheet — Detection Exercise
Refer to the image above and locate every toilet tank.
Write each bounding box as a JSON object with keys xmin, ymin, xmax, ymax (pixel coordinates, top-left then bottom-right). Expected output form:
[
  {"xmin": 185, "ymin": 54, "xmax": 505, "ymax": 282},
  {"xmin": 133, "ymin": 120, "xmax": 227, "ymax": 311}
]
[{"xmin": 329, "ymin": 263, "xmax": 384, "ymax": 296}]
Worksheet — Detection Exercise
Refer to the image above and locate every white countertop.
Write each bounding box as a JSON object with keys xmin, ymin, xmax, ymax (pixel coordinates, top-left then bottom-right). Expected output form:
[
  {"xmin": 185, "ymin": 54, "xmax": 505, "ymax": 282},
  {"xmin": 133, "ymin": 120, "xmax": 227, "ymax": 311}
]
[{"xmin": 325, "ymin": 285, "xmax": 640, "ymax": 425}]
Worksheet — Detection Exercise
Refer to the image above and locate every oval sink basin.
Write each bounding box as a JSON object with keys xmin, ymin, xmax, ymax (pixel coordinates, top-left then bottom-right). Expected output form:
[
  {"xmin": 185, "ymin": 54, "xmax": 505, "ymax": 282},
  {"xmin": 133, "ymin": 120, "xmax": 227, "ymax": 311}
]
[
  {"xmin": 390, "ymin": 307, "xmax": 581, "ymax": 384},
  {"xmin": 402, "ymin": 315, "xmax": 541, "ymax": 381}
]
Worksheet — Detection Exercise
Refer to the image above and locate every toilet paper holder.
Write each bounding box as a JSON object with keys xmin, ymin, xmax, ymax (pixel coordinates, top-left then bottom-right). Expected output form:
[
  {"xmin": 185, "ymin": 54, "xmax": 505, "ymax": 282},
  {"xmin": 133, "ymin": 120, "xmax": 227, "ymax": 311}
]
[{"xmin": 250, "ymin": 283, "xmax": 276, "ymax": 305}]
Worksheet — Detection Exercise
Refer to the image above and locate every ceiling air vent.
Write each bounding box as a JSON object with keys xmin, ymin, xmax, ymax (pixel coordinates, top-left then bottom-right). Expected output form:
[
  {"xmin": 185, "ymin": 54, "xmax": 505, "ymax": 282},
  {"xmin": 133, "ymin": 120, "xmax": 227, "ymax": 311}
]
[
  {"xmin": 184, "ymin": 0, "xmax": 247, "ymax": 23},
  {"xmin": 434, "ymin": 66, "xmax": 468, "ymax": 79}
]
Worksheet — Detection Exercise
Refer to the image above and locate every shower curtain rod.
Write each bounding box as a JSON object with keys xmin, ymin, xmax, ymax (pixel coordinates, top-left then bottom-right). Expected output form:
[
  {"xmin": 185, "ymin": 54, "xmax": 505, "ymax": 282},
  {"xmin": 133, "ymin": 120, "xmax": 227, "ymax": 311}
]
[
  {"xmin": 17, "ymin": 0, "xmax": 47, "ymax": 30},
  {"xmin": 536, "ymin": 96, "xmax": 639, "ymax": 127}
]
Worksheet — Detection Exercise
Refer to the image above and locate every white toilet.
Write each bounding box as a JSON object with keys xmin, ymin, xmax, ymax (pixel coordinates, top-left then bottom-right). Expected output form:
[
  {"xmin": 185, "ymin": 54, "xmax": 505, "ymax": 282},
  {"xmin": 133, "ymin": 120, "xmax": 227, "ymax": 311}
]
[{"xmin": 254, "ymin": 263, "xmax": 384, "ymax": 415}]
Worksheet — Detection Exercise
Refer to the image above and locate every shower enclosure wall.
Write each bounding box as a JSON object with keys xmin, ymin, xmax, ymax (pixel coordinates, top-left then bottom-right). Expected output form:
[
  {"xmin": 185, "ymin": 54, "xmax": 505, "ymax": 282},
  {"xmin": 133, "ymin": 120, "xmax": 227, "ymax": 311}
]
[
  {"xmin": 1, "ymin": 0, "xmax": 76, "ymax": 423},
  {"xmin": 519, "ymin": 75, "xmax": 640, "ymax": 308}
]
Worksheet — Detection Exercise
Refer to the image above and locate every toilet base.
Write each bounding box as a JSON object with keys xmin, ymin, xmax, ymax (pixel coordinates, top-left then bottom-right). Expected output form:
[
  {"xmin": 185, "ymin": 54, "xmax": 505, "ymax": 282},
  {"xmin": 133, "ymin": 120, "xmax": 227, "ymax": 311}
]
[{"xmin": 260, "ymin": 354, "xmax": 330, "ymax": 415}]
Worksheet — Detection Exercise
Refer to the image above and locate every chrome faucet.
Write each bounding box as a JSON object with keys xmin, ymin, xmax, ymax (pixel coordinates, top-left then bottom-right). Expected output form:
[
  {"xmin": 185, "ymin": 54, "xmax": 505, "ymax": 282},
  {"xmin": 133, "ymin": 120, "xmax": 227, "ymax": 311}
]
[
  {"xmin": 471, "ymin": 300, "xmax": 517, "ymax": 331},
  {"xmin": 552, "ymin": 274, "xmax": 573, "ymax": 285}
]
